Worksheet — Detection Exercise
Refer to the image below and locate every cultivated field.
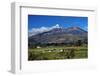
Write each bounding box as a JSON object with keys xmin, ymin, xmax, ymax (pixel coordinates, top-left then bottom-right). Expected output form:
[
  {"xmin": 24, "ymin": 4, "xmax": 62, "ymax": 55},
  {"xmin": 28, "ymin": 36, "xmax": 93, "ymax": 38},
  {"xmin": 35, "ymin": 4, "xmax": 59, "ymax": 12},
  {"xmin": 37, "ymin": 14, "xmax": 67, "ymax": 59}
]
[{"xmin": 28, "ymin": 46, "xmax": 88, "ymax": 60}]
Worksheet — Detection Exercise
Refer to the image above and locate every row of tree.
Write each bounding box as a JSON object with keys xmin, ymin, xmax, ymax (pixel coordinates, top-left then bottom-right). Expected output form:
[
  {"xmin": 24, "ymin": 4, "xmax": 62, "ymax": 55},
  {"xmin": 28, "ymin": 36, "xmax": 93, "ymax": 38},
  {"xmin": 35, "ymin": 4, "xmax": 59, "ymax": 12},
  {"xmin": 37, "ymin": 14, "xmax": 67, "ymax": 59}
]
[{"xmin": 28, "ymin": 39, "xmax": 87, "ymax": 48}]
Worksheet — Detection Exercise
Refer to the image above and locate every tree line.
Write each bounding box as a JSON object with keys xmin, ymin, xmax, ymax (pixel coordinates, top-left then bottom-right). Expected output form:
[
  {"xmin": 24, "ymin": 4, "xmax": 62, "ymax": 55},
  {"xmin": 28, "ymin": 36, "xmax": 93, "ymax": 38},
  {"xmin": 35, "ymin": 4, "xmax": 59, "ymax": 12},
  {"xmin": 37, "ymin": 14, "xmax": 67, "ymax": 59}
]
[{"xmin": 28, "ymin": 39, "xmax": 87, "ymax": 48}]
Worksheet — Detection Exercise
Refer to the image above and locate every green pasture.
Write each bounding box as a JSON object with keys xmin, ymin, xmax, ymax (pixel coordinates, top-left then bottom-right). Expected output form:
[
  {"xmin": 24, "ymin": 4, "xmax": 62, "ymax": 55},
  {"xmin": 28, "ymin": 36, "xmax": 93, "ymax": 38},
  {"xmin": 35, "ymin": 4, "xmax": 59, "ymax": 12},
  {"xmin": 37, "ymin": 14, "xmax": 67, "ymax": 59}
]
[{"xmin": 28, "ymin": 46, "xmax": 88, "ymax": 60}]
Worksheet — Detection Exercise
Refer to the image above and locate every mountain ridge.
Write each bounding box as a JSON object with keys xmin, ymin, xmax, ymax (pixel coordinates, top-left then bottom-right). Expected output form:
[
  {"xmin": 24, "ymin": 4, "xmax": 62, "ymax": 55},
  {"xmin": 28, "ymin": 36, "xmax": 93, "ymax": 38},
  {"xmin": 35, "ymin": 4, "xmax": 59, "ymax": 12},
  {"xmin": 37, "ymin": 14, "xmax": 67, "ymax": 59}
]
[{"xmin": 28, "ymin": 26, "xmax": 87, "ymax": 45}]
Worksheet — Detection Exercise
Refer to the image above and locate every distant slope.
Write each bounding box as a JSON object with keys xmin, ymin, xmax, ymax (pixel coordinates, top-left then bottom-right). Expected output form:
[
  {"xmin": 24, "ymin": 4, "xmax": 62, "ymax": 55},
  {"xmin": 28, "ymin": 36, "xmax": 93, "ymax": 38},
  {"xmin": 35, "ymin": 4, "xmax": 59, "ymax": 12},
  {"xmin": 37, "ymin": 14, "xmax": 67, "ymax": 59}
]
[{"xmin": 29, "ymin": 26, "xmax": 87, "ymax": 45}]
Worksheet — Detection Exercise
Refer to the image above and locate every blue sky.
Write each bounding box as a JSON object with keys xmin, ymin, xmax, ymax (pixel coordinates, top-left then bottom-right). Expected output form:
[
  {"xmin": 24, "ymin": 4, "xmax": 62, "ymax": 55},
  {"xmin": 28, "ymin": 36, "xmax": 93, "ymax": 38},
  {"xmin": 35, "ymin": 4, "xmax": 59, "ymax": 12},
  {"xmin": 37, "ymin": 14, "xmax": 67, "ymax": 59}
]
[{"xmin": 28, "ymin": 15, "xmax": 88, "ymax": 36}]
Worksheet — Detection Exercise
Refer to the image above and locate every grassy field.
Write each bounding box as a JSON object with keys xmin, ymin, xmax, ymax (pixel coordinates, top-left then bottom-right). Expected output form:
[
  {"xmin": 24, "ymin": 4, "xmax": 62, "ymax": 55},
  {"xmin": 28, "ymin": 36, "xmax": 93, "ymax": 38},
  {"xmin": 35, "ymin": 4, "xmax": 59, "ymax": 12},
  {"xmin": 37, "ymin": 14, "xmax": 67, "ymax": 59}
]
[{"xmin": 28, "ymin": 46, "xmax": 88, "ymax": 60}]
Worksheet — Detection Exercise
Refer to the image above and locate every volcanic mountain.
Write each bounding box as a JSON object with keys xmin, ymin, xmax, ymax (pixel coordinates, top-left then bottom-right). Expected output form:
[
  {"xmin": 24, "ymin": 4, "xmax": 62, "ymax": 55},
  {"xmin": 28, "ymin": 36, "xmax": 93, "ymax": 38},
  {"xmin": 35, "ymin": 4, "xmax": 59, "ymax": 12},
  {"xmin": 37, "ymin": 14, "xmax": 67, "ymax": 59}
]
[{"xmin": 28, "ymin": 26, "xmax": 87, "ymax": 45}]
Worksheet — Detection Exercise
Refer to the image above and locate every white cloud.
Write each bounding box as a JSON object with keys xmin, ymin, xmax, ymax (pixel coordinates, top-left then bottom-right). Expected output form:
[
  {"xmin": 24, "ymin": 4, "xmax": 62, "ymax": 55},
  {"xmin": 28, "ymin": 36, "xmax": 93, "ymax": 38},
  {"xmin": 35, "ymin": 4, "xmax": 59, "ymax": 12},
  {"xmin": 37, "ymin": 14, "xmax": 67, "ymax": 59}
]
[{"xmin": 29, "ymin": 24, "xmax": 61, "ymax": 37}]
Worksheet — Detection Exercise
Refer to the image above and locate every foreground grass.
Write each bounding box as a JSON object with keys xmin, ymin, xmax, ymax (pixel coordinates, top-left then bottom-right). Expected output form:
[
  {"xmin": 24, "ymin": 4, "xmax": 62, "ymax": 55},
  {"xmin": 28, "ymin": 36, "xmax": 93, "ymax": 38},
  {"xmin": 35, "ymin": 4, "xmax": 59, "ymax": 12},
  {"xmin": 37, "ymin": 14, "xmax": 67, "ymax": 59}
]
[{"xmin": 28, "ymin": 46, "xmax": 88, "ymax": 60}]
